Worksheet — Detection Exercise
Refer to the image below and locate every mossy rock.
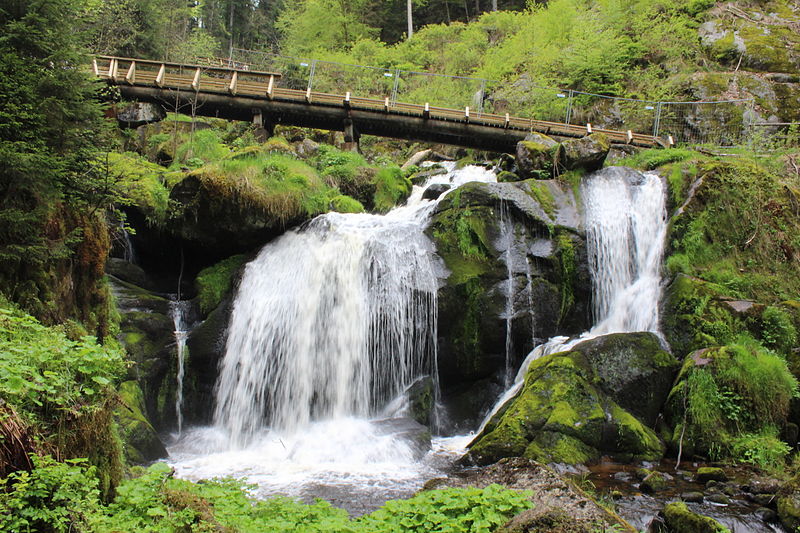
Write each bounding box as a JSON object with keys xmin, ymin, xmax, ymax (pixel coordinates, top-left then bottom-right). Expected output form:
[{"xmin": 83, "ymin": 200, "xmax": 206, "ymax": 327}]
[
  {"xmin": 640, "ymin": 471, "xmax": 668, "ymax": 493},
  {"xmin": 516, "ymin": 133, "xmax": 559, "ymax": 180},
  {"xmin": 194, "ymin": 254, "xmax": 248, "ymax": 316},
  {"xmin": 661, "ymin": 502, "xmax": 730, "ymax": 533},
  {"xmin": 570, "ymin": 332, "xmax": 679, "ymax": 426},
  {"xmin": 115, "ymin": 381, "xmax": 168, "ymax": 464},
  {"xmin": 778, "ymin": 488, "xmax": 800, "ymax": 531},
  {"xmin": 557, "ymin": 134, "xmax": 610, "ymax": 173},
  {"xmin": 694, "ymin": 467, "xmax": 727, "ymax": 483},
  {"xmin": 467, "ymin": 349, "xmax": 665, "ymax": 465}
]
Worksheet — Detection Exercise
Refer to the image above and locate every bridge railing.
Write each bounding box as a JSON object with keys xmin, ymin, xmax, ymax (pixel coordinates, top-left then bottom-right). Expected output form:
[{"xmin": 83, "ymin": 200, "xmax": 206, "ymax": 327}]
[{"xmin": 228, "ymin": 48, "xmax": 754, "ymax": 146}]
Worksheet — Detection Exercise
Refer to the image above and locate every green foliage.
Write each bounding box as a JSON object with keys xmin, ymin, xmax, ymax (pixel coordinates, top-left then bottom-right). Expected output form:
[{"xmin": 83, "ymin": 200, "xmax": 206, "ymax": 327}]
[
  {"xmin": 0, "ymin": 455, "xmax": 100, "ymax": 533},
  {"xmin": 169, "ymin": 129, "xmax": 231, "ymax": 170},
  {"xmin": 556, "ymin": 232, "xmax": 576, "ymax": 323},
  {"xmin": 106, "ymin": 152, "xmax": 171, "ymax": 226},
  {"xmin": 673, "ymin": 340, "xmax": 799, "ymax": 465},
  {"xmin": 359, "ymin": 484, "xmax": 532, "ymax": 532},
  {"xmin": 195, "ymin": 255, "xmax": 249, "ymax": 315},
  {"xmin": 761, "ymin": 306, "xmax": 798, "ymax": 354},
  {"xmin": 0, "ymin": 302, "xmax": 125, "ymax": 424},
  {"xmin": 618, "ymin": 148, "xmax": 698, "ymax": 171}
]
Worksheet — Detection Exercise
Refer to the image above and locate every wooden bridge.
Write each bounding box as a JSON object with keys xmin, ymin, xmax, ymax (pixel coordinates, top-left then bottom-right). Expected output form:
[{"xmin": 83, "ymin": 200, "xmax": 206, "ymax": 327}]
[{"xmin": 95, "ymin": 56, "xmax": 667, "ymax": 152}]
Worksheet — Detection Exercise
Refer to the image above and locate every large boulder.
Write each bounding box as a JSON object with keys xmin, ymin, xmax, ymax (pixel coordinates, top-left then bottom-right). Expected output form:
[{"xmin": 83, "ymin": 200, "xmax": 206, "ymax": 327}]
[
  {"xmin": 427, "ymin": 179, "xmax": 590, "ymax": 432},
  {"xmin": 465, "ymin": 339, "xmax": 666, "ymax": 466},
  {"xmin": 661, "ymin": 502, "xmax": 730, "ymax": 533},
  {"xmin": 569, "ymin": 333, "xmax": 679, "ymax": 426},
  {"xmin": 557, "ymin": 134, "xmax": 610, "ymax": 173},
  {"xmin": 515, "ymin": 133, "xmax": 559, "ymax": 179}
]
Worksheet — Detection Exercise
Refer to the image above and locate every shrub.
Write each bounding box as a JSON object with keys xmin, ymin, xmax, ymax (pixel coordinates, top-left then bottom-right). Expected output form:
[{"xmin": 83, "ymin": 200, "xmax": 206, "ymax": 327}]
[{"xmin": 760, "ymin": 306, "xmax": 798, "ymax": 354}]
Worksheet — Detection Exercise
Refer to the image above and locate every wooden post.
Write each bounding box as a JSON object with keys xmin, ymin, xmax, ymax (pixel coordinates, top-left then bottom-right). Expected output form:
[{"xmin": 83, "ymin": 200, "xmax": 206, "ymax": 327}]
[
  {"xmin": 384, "ymin": 97, "xmax": 390, "ymax": 112},
  {"xmin": 626, "ymin": 130, "xmax": 633, "ymax": 144},
  {"xmin": 668, "ymin": 135, "xmax": 675, "ymax": 147},
  {"xmin": 125, "ymin": 61, "xmax": 136, "ymax": 85},
  {"xmin": 344, "ymin": 91, "xmax": 351, "ymax": 108},
  {"xmin": 228, "ymin": 71, "xmax": 238, "ymax": 95},
  {"xmin": 465, "ymin": 106, "xmax": 470, "ymax": 122},
  {"xmin": 191, "ymin": 67, "xmax": 201, "ymax": 91},
  {"xmin": 109, "ymin": 58, "xmax": 119, "ymax": 81},
  {"xmin": 586, "ymin": 123, "xmax": 593, "ymax": 134},
  {"xmin": 504, "ymin": 113, "xmax": 510, "ymax": 128},
  {"xmin": 423, "ymin": 103, "xmax": 430, "ymax": 119},
  {"xmin": 305, "ymin": 87, "xmax": 312, "ymax": 102},
  {"xmin": 155, "ymin": 64, "xmax": 165, "ymax": 87},
  {"xmin": 266, "ymin": 75, "xmax": 274, "ymax": 99},
  {"xmin": 92, "ymin": 58, "xmax": 99, "ymax": 76}
]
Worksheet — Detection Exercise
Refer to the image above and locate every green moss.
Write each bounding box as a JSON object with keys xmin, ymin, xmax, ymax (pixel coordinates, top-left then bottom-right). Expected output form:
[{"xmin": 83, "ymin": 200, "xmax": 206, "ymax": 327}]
[
  {"xmin": 195, "ymin": 255, "xmax": 248, "ymax": 316},
  {"xmin": 330, "ymin": 195, "xmax": 365, "ymax": 213},
  {"xmin": 106, "ymin": 152, "xmax": 170, "ymax": 226},
  {"xmin": 709, "ymin": 32, "xmax": 739, "ymax": 63},
  {"xmin": 738, "ymin": 24, "xmax": 796, "ymax": 72},
  {"xmin": 115, "ymin": 381, "xmax": 164, "ymax": 464},
  {"xmin": 373, "ymin": 166, "xmax": 412, "ymax": 213},
  {"xmin": 663, "ymin": 502, "xmax": 730, "ymax": 533},
  {"xmin": 469, "ymin": 350, "xmax": 665, "ymax": 465},
  {"xmin": 523, "ymin": 180, "xmax": 556, "ymax": 217},
  {"xmin": 556, "ymin": 231, "xmax": 577, "ymax": 324},
  {"xmin": 430, "ymin": 197, "xmax": 495, "ymax": 285},
  {"xmin": 618, "ymin": 147, "xmax": 698, "ymax": 171}
]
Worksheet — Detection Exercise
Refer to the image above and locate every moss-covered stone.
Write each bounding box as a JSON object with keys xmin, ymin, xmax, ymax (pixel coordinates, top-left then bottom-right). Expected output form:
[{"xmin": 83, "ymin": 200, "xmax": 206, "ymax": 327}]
[
  {"xmin": 640, "ymin": 471, "xmax": 668, "ymax": 493},
  {"xmin": 557, "ymin": 134, "xmax": 610, "ymax": 173},
  {"xmin": 467, "ymin": 348, "xmax": 665, "ymax": 465},
  {"xmin": 194, "ymin": 254, "xmax": 248, "ymax": 316},
  {"xmin": 516, "ymin": 133, "xmax": 559, "ymax": 180},
  {"xmin": 372, "ymin": 166, "xmax": 412, "ymax": 213},
  {"xmin": 114, "ymin": 381, "xmax": 168, "ymax": 464},
  {"xmin": 661, "ymin": 502, "xmax": 730, "ymax": 533},
  {"xmin": 777, "ymin": 488, "xmax": 800, "ymax": 531},
  {"xmin": 694, "ymin": 467, "xmax": 727, "ymax": 483}
]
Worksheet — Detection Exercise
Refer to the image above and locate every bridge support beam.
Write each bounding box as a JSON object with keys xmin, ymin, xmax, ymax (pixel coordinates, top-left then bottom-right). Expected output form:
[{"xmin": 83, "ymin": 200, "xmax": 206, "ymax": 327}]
[
  {"xmin": 343, "ymin": 118, "xmax": 360, "ymax": 152},
  {"xmin": 253, "ymin": 111, "xmax": 274, "ymax": 142}
]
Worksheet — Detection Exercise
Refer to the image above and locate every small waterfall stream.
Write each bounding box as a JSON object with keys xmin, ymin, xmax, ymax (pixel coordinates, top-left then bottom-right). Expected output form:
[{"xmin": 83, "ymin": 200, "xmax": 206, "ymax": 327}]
[
  {"xmin": 169, "ymin": 299, "xmax": 191, "ymax": 436},
  {"xmin": 477, "ymin": 167, "xmax": 667, "ymax": 433}
]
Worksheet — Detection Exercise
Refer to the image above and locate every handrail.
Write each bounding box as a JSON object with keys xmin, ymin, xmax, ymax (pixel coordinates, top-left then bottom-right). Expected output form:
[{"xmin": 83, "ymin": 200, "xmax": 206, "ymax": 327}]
[{"xmin": 94, "ymin": 55, "xmax": 664, "ymax": 148}]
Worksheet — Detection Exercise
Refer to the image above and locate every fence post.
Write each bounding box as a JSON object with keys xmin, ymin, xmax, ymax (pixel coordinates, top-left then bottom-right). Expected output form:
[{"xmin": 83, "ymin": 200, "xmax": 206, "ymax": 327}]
[
  {"xmin": 391, "ymin": 69, "xmax": 401, "ymax": 105},
  {"xmin": 653, "ymin": 101, "xmax": 663, "ymax": 138},
  {"xmin": 307, "ymin": 59, "xmax": 317, "ymax": 92},
  {"xmin": 565, "ymin": 90, "xmax": 574, "ymax": 125}
]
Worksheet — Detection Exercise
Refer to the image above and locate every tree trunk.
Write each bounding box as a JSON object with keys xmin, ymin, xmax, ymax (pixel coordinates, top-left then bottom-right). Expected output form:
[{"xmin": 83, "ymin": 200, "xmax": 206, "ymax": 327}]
[
  {"xmin": 492, "ymin": 0, "xmax": 497, "ymax": 11},
  {"xmin": 407, "ymin": 0, "xmax": 413, "ymax": 39}
]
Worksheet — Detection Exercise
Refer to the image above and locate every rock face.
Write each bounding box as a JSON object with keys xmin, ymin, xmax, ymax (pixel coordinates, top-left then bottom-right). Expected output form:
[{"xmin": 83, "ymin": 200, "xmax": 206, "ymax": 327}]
[
  {"xmin": 515, "ymin": 133, "xmax": 560, "ymax": 179},
  {"xmin": 466, "ymin": 333, "xmax": 672, "ymax": 465},
  {"xmin": 557, "ymin": 134, "xmax": 610, "ymax": 173},
  {"xmin": 114, "ymin": 380, "xmax": 168, "ymax": 463},
  {"xmin": 427, "ymin": 178, "xmax": 590, "ymax": 432},
  {"xmin": 117, "ymin": 102, "xmax": 166, "ymax": 128}
]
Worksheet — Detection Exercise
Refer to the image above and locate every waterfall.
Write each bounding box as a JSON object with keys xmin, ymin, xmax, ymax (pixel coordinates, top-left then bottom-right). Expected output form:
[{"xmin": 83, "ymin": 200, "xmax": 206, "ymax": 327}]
[
  {"xmin": 477, "ymin": 167, "xmax": 667, "ymax": 433},
  {"xmin": 170, "ymin": 299, "xmax": 191, "ymax": 436},
  {"xmin": 213, "ymin": 162, "xmax": 497, "ymax": 447},
  {"xmin": 499, "ymin": 201, "xmax": 516, "ymax": 387}
]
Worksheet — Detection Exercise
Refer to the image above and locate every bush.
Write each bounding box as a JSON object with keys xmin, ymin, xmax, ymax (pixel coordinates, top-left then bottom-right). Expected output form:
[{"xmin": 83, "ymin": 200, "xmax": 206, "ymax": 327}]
[{"xmin": 760, "ymin": 306, "xmax": 798, "ymax": 354}]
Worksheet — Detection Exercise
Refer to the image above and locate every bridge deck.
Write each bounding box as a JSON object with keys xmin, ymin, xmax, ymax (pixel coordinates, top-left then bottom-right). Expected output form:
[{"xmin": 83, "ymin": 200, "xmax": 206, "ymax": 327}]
[{"xmin": 95, "ymin": 56, "xmax": 665, "ymax": 151}]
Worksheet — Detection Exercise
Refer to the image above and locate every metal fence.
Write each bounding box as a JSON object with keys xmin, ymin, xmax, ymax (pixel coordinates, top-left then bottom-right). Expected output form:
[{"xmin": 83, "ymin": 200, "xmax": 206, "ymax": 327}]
[{"xmin": 226, "ymin": 47, "xmax": 756, "ymax": 146}]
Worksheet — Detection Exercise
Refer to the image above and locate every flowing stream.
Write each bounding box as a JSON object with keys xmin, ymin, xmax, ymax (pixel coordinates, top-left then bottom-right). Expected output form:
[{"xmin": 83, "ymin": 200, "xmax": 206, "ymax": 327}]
[
  {"xmin": 168, "ymin": 163, "xmax": 495, "ymax": 513},
  {"xmin": 169, "ymin": 299, "xmax": 191, "ymax": 436}
]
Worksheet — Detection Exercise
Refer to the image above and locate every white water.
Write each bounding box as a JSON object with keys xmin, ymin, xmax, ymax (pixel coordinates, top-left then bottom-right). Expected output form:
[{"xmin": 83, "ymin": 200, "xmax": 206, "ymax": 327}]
[
  {"xmin": 169, "ymin": 162, "xmax": 496, "ymax": 509},
  {"xmin": 169, "ymin": 299, "xmax": 191, "ymax": 436},
  {"xmin": 477, "ymin": 168, "xmax": 667, "ymax": 433},
  {"xmin": 499, "ymin": 201, "xmax": 516, "ymax": 386}
]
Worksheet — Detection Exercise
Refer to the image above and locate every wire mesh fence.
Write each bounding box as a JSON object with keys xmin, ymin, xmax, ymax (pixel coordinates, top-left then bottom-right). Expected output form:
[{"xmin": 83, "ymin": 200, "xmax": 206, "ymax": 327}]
[{"xmin": 227, "ymin": 47, "xmax": 757, "ymax": 146}]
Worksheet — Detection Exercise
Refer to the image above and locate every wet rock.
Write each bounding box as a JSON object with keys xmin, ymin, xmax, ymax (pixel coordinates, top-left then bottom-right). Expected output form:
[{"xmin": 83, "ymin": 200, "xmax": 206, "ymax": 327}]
[
  {"xmin": 569, "ymin": 332, "xmax": 679, "ymax": 427},
  {"xmin": 466, "ymin": 348, "xmax": 665, "ymax": 465},
  {"xmin": 681, "ymin": 492, "xmax": 704, "ymax": 503},
  {"xmin": 614, "ymin": 471, "xmax": 633, "ymax": 482},
  {"xmin": 372, "ymin": 417, "xmax": 431, "ymax": 459},
  {"xmin": 114, "ymin": 380, "xmax": 168, "ymax": 463},
  {"xmin": 754, "ymin": 507, "xmax": 777, "ymax": 522},
  {"xmin": 406, "ymin": 376, "xmax": 435, "ymax": 427},
  {"xmin": 557, "ymin": 134, "xmax": 610, "ymax": 173},
  {"xmin": 778, "ymin": 488, "xmax": 800, "ymax": 531},
  {"xmin": 497, "ymin": 170, "xmax": 522, "ymax": 182},
  {"xmin": 661, "ymin": 501, "xmax": 729, "ymax": 533},
  {"xmin": 748, "ymin": 493, "xmax": 777, "ymax": 507},
  {"xmin": 117, "ymin": 101, "xmax": 166, "ymax": 127},
  {"xmin": 409, "ymin": 165, "xmax": 447, "ymax": 185},
  {"xmin": 695, "ymin": 467, "xmax": 727, "ymax": 483},
  {"xmin": 516, "ymin": 133, "xmax": 559, "ymax": 179},
  {"xmin": 640, "ymin": 471, "xmax": 668, "ymax": 494},
  {"xmin": 706, "ymin": 493, "xmax": 731, "ymax": 505},
  {"xmin": 422, "ymin": 183, "xmax": 451, "ymax": 200},
  {"xmin": 106, "ymin": 258, "xmax": 156, "ymax": 290}
]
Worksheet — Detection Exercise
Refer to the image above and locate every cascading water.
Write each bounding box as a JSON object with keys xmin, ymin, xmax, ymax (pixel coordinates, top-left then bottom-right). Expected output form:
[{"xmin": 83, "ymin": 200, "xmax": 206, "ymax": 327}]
[
  {"xmin": 169, "ymin": 299, "xmax": 191, "ymax": 436},
  {"xmin": 499, "ymin": 201, "xmax": 516, "ymax": 386},
  {"xmin": 168, "ymin": 162, "xmax": 496, "ymax": 512},
  {"xmin": 477, "ymin": 167, "xmax": 667, "ymax": 432}
]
